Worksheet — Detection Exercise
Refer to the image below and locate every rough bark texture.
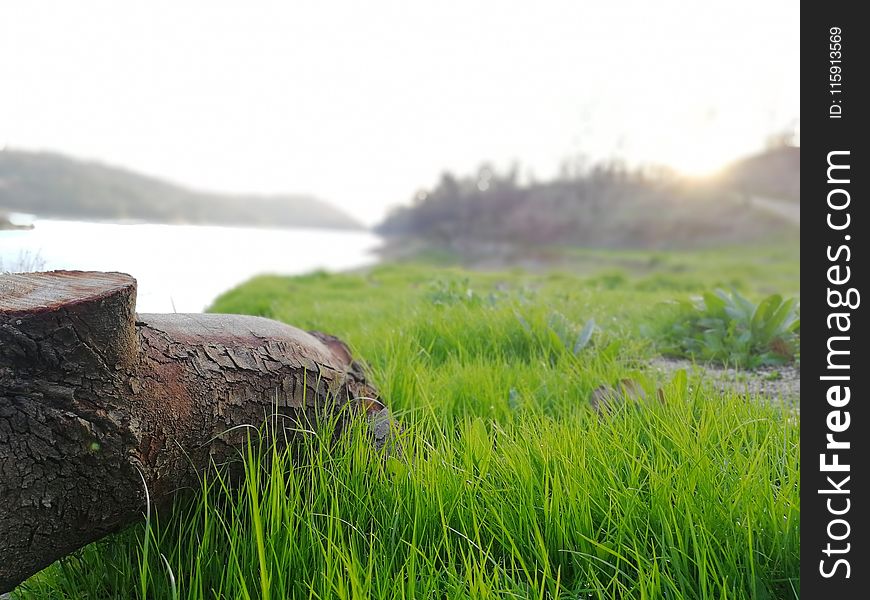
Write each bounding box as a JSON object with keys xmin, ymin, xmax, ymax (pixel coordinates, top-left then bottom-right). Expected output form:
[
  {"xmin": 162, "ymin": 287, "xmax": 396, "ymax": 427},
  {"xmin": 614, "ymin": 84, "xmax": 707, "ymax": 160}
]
[{"xmin": 0, "ymin": 271, "xmax": 390, "ymax": 593}]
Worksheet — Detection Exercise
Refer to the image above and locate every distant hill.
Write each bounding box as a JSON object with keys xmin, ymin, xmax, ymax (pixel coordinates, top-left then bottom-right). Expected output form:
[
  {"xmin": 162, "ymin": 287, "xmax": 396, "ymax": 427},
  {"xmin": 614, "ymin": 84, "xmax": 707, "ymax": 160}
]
[
  {"xmin": 377, "ymin": 151, "xmax": 800, "ymax": 253},
  {"xmin": 721, "ymin": 145, "xmax": 800, "ymax": 203},
  {"xmin": 0, "ymin": 150, "xmax": 363, "ymax": 230}
]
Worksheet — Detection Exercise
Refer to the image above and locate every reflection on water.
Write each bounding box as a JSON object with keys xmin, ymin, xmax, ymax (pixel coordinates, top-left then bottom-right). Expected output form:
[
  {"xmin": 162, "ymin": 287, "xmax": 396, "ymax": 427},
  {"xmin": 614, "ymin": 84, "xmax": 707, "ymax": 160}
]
[{"xmin": 0, "ymin": 220, "xmax": 381, "ymax": 312}]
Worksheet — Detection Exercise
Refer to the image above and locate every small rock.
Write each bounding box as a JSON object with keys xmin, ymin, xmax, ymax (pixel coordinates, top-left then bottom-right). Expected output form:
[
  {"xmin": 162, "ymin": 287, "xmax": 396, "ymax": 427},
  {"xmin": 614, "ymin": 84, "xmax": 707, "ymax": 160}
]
[{"xmin": 590, "ymin": 378, "xmax": 655, "ymax": 414}]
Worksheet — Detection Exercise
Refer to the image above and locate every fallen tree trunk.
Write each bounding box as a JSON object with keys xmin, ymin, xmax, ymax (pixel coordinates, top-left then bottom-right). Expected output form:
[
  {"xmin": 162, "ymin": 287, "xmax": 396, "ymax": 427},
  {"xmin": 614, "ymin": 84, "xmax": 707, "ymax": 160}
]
[{"xmin": 0, "ymin": 271, "xmax": 391, "ymax": 593}]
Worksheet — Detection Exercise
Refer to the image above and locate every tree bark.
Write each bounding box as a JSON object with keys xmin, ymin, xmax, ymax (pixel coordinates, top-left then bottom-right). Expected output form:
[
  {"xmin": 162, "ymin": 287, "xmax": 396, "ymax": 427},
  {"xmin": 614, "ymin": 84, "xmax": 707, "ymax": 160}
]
[{"xmin": 0, "ymin": 271, "xmax": 391, "ymax": 593}]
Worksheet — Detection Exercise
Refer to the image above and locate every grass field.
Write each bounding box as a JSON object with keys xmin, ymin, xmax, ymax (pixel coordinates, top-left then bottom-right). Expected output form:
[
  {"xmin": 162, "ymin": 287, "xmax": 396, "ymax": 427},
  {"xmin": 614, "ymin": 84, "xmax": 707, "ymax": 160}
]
[{"xmin": 18, "ymin": 240, "xmax": 800, "ymax": 599}]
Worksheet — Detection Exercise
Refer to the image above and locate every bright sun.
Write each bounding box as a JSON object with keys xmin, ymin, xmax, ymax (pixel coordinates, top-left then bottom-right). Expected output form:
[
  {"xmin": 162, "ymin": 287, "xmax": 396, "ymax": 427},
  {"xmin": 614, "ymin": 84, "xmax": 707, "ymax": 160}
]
[
  {"xmin": 628, "ymin": 121, "xmax": 764, "ymax": 179},
  {"xmin": 655, "ymin": 136, "xmax": 756, "ymax": 178},
  {"xmin": 664, "ymin": 146, "xmax": 737, "ymax": 178}
]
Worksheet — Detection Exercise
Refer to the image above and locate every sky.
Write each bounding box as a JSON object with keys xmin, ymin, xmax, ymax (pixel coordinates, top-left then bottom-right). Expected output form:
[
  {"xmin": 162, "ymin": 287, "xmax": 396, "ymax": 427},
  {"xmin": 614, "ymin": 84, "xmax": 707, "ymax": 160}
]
[{"xmin": 1, "ymin": 0, "xmax": 800, "ymax": 225}]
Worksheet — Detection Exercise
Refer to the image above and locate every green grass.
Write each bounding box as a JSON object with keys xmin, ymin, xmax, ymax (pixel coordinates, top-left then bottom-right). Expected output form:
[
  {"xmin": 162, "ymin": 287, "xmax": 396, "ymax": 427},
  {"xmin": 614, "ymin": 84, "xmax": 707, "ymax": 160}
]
[{"xmin": 17, "ymin": 242, "xmax": 800, "ymax": 599}]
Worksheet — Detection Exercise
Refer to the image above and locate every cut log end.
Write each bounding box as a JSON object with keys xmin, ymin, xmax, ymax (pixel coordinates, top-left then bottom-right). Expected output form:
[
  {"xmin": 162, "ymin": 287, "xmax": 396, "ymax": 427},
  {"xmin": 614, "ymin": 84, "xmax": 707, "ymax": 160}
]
[
  {"xmin": 0, "ymin": 270, "xmax": 136, "ymax": 316},
  {"xmin": 1, "ymin": 270, "xmax": 138, "ymax": 372}
]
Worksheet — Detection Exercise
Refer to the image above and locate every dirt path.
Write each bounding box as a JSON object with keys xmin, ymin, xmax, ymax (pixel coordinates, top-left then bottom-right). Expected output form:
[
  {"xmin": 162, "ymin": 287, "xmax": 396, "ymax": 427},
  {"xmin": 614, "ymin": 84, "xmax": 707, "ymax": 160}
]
[{"xmin": 748, "ymin": 195, "xmax": 800, "ymax": 225}]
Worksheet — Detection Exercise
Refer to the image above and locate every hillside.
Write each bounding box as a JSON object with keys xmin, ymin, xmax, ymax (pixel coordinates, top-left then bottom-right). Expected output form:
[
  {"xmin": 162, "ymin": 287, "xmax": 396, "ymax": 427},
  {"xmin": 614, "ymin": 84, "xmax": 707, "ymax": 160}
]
[
  {"xmin": 377, "ymin": 149, "xmax": 800, "ymax": 255},
  {"xmin": 0, "ymin": 150, "xmax": 362, "ymax": 230},
  {"xmin": 721, "ymin": 145, "xmax": 800, "ymax": 202}
]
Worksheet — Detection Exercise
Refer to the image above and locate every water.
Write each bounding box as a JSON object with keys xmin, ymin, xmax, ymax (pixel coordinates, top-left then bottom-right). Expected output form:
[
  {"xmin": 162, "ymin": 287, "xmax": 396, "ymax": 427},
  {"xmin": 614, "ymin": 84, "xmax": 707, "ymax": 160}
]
[{"xmin": 0, "ymin": 219, "xmax": 382, "ymax": 312}]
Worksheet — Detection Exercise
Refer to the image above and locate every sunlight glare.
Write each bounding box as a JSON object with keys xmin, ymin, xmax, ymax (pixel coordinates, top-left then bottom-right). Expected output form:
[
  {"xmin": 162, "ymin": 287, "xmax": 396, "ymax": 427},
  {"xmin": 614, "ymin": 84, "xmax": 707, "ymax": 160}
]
[{"xmin": 635, "ymin": 130, "xmax": 760, "ymax": 179}]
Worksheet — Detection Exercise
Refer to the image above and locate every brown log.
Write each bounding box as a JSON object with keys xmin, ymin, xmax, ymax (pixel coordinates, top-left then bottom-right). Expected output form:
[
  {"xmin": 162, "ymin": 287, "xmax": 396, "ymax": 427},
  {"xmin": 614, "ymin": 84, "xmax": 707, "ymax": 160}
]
[{"xmin": 0, "ymin": 271, "xmax": 391, "ymax": 593}]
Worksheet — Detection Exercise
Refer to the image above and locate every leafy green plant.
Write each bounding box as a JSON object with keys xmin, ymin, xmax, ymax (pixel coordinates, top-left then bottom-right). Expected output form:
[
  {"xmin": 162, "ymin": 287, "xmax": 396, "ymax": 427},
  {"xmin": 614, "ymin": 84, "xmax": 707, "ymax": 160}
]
[
  {"xmin": 426, "ymin": 276, "xmax": 506, "ymax": 307},
  {"xmin": 426, "ymin": 276, "xmax": 477, "ymax": 305},
  {"xmin": 655, "ymin": 289, "xmax": 800, "ymax": 368},
  {"xmin": 546, "ymin": 311, "xmax": 597, "ymax": 355}
]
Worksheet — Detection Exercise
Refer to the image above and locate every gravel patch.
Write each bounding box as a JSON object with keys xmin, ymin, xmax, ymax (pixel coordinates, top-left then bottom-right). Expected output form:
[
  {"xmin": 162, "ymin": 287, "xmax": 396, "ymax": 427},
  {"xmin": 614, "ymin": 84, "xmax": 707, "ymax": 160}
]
[{"xmin": 648, "ymin": 357, "xmax": 800, "ymax": 410}]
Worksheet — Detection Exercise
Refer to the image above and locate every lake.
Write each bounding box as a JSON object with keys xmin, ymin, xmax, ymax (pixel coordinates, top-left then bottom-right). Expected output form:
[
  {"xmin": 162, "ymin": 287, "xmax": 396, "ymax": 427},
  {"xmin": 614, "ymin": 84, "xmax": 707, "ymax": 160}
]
[{"xmin": 0, "ymin": 219, "xmax": 382, "ymax": 312}]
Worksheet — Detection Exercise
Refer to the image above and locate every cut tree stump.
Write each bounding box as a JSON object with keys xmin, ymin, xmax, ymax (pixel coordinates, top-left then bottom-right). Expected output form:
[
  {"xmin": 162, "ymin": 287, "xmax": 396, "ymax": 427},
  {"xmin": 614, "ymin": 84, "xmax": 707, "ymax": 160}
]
[{"xmin": 0, "ymin": 271, "xmax": 392, "ymax": 593}]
